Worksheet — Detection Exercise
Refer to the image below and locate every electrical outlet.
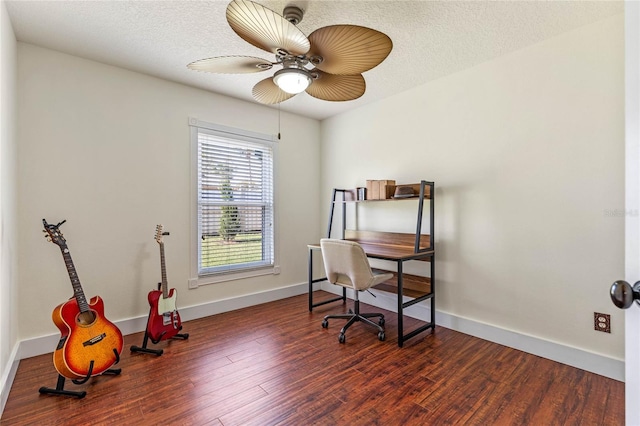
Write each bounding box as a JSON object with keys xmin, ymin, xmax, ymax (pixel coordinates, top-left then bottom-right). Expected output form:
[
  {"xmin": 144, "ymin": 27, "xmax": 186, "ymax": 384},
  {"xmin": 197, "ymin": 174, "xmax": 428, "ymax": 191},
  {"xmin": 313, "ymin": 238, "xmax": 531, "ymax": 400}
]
[
  {"xmin": 188, "ymin": 278, "xmax": 198, "ymax": 290},
  {"xmin": 594, "ymin": 312, "xmax": 611, "ymax": 333}
]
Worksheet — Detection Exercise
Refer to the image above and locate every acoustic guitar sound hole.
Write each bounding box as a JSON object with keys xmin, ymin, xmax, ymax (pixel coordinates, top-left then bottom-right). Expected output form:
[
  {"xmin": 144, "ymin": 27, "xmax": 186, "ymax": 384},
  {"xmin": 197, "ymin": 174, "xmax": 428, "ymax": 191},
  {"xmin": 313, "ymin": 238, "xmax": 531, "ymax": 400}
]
[{"xmin": 77, "ymin": 310, "xmax": 97, "ymax": 326}]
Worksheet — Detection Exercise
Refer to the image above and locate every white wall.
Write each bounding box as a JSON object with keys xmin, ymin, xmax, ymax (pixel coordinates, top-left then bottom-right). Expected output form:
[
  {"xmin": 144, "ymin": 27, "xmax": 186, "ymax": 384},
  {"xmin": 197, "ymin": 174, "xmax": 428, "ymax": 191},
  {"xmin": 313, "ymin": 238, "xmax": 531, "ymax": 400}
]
[
  {"xmin": 0, "ymin": 0, "xmax": 19, "ymax": 413},
  {"xmin": 16, "ymin": 43, "xmax": 321, "ymax": 340},
  {"xmin": 321, "ymin": 15, "xmax": 625, "ymax": 362}
]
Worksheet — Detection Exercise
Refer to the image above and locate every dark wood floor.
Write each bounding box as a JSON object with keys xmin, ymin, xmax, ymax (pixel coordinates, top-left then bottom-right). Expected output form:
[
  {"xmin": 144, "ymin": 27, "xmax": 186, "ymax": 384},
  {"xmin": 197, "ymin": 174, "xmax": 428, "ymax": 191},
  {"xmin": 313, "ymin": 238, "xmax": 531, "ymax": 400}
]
[{"xmin": 1, "ymin": 291, "xmax": 624, "ymax": 425}]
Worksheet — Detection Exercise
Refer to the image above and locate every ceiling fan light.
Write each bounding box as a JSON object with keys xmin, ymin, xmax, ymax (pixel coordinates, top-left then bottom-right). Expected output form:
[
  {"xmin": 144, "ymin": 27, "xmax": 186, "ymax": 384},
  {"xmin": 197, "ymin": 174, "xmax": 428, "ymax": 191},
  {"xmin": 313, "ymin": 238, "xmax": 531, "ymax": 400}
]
[{"xmin": 273, "ymin": 68, "xmax": 312, "ymax": 94}]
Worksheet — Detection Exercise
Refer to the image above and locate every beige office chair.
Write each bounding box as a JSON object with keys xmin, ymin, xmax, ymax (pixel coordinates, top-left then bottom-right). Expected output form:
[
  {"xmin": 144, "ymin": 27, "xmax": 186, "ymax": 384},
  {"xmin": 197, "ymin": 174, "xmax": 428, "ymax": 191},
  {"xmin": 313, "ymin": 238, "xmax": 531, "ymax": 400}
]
[{"xmin": 320, "ymin": 238, "xmax": 394, "ymax": 343}]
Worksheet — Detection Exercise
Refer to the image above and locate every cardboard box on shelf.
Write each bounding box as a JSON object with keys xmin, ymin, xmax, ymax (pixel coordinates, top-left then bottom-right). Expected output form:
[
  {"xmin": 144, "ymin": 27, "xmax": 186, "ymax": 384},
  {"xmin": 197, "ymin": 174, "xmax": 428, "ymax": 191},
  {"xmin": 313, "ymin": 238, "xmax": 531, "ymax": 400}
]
[
  {"xmin": 379, "ymin": 180, "xmax": 396, "ymax": 199},
  {"xmin": 366, "ymin": 180, "xmax": 379, "ymax": 200},
  {"xmin": 365, "ymin": 179, "xmax": 396, "ymax": 200}
]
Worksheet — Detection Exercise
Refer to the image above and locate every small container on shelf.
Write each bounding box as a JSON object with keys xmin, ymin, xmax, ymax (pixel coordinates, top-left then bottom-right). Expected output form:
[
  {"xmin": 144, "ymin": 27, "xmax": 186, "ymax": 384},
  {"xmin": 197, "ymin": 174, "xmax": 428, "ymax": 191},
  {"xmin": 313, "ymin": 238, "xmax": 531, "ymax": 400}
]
[{"xmin": 393, "ymin": 186, "xmax": 416, "ymax": 199}]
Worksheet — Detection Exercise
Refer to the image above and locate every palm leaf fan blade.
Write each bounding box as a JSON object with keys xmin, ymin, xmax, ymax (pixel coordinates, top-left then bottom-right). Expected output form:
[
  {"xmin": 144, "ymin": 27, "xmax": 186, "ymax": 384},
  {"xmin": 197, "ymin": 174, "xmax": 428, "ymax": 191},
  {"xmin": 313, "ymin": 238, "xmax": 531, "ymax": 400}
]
[
  {"xmin": 187, "ymin": 56, "xmax": 273, "ymax": 74},
  {"xmin": 307, "ymin": 25, "xmax": 392, "ymax": 75},
  {"xmin": 226, "ymin": 0, "xmax": 309, "ymax": 55},
  {"xmin": 306, "ymin": 71, "xmax": 365, "ymax": 102}
]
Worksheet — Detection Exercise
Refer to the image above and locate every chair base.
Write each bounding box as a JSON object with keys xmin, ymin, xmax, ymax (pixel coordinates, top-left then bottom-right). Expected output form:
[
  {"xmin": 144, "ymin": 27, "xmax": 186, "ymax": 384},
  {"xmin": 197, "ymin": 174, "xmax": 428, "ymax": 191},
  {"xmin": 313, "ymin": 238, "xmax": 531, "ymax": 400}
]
[{"xmin": 322, "ymin": 299, "xmax": 385, "ymax": 343}]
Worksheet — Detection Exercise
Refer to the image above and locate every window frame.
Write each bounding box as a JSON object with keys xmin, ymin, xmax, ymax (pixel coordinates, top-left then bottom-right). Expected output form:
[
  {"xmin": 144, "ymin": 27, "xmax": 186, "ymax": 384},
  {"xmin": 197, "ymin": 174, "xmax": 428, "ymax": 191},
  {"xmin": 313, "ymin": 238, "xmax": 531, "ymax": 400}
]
[{"xmin": 189, "ymin": 118, "xmax": 278, "ymax": 286}]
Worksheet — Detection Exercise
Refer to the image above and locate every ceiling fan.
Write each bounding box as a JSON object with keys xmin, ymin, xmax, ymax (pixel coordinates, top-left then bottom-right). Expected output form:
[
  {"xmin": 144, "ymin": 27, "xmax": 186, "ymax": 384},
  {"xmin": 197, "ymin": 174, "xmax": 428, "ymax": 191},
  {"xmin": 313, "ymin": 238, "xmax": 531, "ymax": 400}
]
[{"xmin": 187, "ymin": 0, "xmax": 393, "ymax": 105}]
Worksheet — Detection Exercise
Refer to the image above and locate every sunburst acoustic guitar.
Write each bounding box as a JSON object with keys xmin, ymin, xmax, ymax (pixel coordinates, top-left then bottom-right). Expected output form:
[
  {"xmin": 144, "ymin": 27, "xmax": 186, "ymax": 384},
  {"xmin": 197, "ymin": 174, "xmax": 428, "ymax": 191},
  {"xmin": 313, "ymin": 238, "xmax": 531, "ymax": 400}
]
[{"xmin": 43, "ymin": 219, "xmax": 123, "ymax": 380}]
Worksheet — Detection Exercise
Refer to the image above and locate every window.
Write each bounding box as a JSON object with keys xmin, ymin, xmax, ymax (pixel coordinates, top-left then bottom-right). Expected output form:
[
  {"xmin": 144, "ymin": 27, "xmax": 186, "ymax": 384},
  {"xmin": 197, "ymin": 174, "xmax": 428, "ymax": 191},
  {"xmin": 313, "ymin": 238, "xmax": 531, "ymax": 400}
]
[{"xmin": 190, "ymin": 119, "xmax": 276, "ymax": 279}]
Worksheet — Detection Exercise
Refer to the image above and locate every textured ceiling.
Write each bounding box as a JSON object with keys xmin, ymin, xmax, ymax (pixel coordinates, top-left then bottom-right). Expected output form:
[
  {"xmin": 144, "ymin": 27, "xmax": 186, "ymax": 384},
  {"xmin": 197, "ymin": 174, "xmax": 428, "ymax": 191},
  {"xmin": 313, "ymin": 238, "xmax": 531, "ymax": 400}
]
[{"xmin": 6, "ymin": 0, "xmax": 623, "ymax": 120}]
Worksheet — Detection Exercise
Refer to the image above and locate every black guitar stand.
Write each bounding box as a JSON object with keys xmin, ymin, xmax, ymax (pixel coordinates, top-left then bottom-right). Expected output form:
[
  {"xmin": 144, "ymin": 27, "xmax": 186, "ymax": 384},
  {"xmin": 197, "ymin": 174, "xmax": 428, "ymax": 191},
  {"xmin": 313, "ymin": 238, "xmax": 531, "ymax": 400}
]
[
  {"xmin": 130, "ymin": 331, "xmax": 188, "ymax": 356},
  {"xmin": 130, "ymin": 284, "xmax": 189, "ymax": 356},
  {"xmin": 130, "ymin": 318, "xmax": 189, "ymax": 356},
  {"xmin": 39, "ymin": 350, "xmax": 121, "ymax": 398}
]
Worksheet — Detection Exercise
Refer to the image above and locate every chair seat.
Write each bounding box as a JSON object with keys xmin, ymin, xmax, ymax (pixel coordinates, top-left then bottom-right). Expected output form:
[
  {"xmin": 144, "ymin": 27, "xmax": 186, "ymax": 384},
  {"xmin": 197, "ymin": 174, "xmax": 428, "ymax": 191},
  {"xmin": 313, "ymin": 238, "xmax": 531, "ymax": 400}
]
[{"xmin": 371, "ymin": 268, "xmax": 394, "ymax": 285}]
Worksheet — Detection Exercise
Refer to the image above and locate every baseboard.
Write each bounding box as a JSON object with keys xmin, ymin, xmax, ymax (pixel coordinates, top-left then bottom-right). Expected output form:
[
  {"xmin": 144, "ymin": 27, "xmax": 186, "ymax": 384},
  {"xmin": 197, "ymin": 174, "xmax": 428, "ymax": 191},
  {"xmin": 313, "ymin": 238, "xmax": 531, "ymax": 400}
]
[
  {"xmin": 321, "ymin": 283, "xmax": 625, "ymax": 381},
  {"xmin": 17, "ymin": 282, "xmax": 308, "ymax": 360},
  {"xmin": 177, "ymin": 282, "xmax": 308, "ymax": 323},
  {"xmin": 0, "ymin": 343, "xmax": 19, "ymax": 417}
]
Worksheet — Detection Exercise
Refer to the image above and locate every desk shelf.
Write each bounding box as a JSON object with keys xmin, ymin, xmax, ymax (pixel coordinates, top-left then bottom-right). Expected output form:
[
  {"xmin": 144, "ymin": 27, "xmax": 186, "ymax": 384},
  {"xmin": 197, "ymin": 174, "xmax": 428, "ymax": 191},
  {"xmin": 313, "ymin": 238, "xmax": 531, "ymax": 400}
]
[
  {"xmin": 327, "ymin": 181, "xmax": 434, "ymax": 254},
  {"xmin": 373, "ymin": 273, "xmax": 431, "ymax": 300}
]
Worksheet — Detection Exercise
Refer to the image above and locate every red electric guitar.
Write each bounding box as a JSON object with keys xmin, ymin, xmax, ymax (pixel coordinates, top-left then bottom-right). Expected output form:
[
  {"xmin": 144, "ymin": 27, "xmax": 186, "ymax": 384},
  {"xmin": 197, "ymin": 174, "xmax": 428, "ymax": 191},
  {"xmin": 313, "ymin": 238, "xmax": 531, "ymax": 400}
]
[
  {"xmin": 43, "ymin": 219, "xmax": 123, "ymax": 380},
  {"xmin": 146, "ymin": 225, "xmax": 183, "ymax": 343}
]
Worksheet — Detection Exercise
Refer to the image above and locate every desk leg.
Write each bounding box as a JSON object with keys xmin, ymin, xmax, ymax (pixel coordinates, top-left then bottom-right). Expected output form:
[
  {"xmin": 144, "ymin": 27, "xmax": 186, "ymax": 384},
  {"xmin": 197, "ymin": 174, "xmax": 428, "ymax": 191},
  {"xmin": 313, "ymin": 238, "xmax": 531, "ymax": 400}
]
[
  {"xmin": 308, "ymin": 246, "xmax": 346, "ymax": 312},
  {"xmin": 308, "ymin": 248, "xmax": 314, "ymax": 312},
  {"xmin": 397, "ymin": 254, "xmax": 436, "ymax": 347},
  {"xmin": 397, "ymin": 260, "xmax": 404, "ymax": 348},
  {"xmin": 431, "ymin": 253, "xmax": 436, "ymax": 327}
]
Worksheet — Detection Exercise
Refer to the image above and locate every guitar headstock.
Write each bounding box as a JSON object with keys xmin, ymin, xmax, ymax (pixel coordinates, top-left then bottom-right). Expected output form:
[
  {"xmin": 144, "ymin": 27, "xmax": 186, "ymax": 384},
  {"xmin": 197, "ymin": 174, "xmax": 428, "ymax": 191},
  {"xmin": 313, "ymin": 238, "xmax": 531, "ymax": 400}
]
[
  {"xmin": 42, "ymin": 219, "xmax": 67, "ymax": 248},
  {"xmin": 155, "ymin": 224, "xmax": 170, "ymax": 245},
  {"xmin": 155, "ymin": 224, "xmax": 164, "ymax": 245}
]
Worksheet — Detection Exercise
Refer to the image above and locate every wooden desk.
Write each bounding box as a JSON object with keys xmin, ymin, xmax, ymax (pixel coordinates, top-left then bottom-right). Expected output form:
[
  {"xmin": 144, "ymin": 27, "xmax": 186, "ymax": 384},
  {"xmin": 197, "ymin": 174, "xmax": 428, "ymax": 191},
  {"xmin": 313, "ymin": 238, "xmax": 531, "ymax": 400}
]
[{"xmin": 308, "ymin": 235, "xmax": 435, "ymax": 347}]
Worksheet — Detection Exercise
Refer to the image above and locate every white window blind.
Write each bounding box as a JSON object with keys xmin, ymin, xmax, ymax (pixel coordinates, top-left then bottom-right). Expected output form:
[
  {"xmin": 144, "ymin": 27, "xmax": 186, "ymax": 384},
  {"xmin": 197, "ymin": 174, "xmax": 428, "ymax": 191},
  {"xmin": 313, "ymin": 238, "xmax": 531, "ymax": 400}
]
[{"xmin": 195, "ymin": 125, "xmax": 274, "ymax": 276}]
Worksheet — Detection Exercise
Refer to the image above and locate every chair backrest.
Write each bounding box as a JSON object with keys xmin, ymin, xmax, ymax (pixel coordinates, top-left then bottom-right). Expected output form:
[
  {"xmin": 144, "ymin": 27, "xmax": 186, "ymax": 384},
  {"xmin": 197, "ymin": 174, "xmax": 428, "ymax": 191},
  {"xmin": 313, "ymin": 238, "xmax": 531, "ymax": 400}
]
[{"xmin": 320, "ymin": 238, "xmax": 380, "ymax": 291}]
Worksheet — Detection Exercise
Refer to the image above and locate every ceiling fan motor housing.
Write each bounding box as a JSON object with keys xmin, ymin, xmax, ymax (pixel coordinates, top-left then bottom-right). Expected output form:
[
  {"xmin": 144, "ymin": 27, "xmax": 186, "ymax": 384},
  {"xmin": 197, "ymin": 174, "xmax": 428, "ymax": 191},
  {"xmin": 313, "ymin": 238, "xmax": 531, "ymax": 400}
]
[{"xmin": 283, "ymin": 5, "xmax": 304, "ymax": 25}]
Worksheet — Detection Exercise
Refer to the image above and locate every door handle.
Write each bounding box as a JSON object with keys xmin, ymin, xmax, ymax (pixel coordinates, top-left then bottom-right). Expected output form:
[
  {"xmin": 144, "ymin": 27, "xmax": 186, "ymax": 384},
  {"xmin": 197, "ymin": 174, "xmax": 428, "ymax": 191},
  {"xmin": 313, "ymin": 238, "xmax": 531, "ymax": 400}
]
[{"xmin": 610, "ymin": 280, "xmax": 640, "ymax": 309}]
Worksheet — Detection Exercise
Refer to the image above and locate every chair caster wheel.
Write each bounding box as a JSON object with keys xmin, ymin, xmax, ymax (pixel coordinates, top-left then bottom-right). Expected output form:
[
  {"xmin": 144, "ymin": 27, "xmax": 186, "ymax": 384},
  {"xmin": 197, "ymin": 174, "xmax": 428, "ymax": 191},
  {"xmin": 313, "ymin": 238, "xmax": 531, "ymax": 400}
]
[
  {"xmin": 378, "ymin": 318, "xmax": 385, "ymax": 326},
  {"xmin": 321, "ymin": 320, "xmax": 328, "ymax": 328},
  {"xmin": 338, "ymin": 333, "xmax": 346, "ymax": 344},
  {"xmin": 378, "ymin": 331, "xmax": 385, "ymax": 341}
]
